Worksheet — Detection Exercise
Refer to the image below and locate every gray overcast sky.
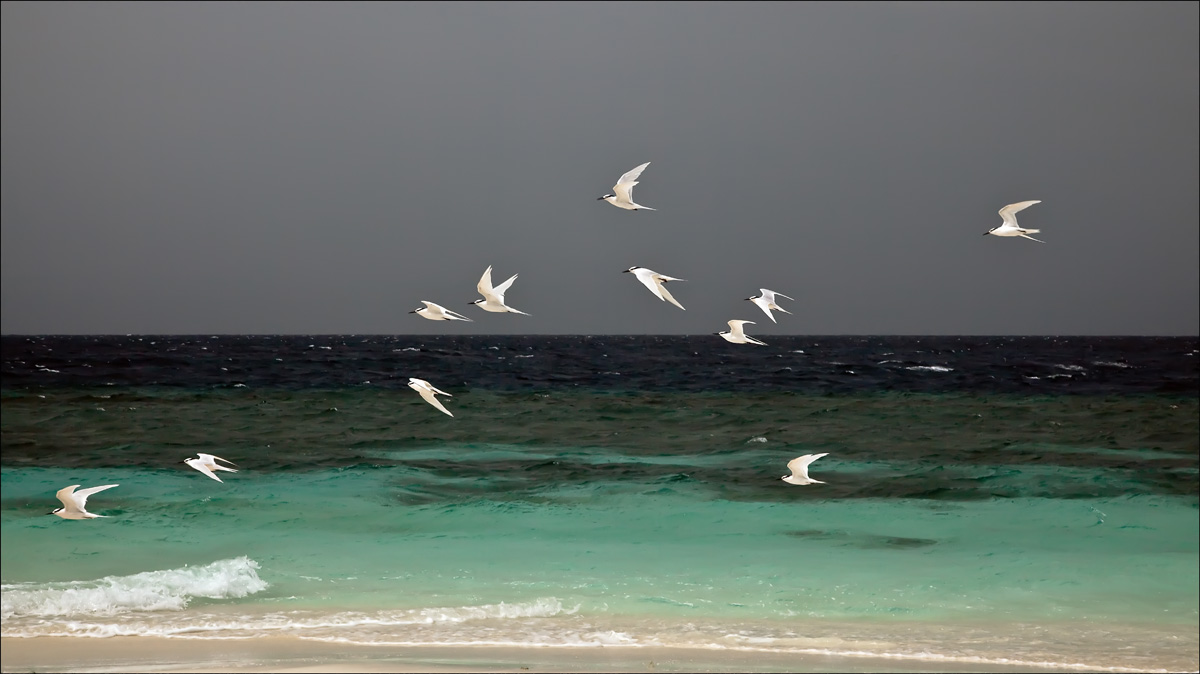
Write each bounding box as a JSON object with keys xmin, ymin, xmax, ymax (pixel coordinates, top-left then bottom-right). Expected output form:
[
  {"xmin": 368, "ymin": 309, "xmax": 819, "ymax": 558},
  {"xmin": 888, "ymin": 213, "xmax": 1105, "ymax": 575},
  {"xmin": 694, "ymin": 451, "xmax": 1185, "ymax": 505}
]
[{"xmin": 2, "ymin": 2, "xmax": 1197, "ymax": 336}]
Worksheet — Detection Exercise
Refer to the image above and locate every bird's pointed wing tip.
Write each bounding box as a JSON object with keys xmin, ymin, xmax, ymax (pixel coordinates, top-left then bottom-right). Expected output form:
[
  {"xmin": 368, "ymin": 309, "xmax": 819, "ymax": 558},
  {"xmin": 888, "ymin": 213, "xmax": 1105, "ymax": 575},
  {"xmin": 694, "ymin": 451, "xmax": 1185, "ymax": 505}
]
[{"xmin": 78, "ymin": 484, "xmax": 119, "ymax": 494}]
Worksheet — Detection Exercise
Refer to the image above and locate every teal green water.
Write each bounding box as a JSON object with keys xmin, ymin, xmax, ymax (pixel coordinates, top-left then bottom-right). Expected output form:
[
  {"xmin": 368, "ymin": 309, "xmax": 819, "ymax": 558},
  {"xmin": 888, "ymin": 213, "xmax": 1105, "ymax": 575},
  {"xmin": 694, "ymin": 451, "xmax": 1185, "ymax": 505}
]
[{"xmin": 2, "ymin": 389, "xmax": 1198, "ymax": 672}]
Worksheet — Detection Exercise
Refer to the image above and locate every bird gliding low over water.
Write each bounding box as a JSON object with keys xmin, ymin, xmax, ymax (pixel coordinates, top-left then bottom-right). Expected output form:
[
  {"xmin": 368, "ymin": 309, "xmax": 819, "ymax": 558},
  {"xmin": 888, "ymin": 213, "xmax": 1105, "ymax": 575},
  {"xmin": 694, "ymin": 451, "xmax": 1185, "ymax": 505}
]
[
  {"xmin": 408, "ymin": 377, "xmax": 455, "ymax": 417},
  {"xmin": 51, "ymin": 484, "xmax": 119, "ymax": 520},
  {"xmin": 782, "ymin": 453, "xmax": 830, "ymax": 485},
  {"xmin": 184, "ymin": 453, "xmax": 239, "ymax": 483},
  {"xmin": 717, "ymin": 319, "xmax": 767, "ymax": 345}
]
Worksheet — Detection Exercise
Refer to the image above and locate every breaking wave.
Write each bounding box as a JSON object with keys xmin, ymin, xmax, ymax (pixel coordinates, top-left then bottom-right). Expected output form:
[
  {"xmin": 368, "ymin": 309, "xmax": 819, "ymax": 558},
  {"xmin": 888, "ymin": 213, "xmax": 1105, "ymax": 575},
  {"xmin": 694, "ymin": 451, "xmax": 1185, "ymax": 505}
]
[{"xmin": 1, "ymin": 557, "xmax": 267, "ymax": 620}]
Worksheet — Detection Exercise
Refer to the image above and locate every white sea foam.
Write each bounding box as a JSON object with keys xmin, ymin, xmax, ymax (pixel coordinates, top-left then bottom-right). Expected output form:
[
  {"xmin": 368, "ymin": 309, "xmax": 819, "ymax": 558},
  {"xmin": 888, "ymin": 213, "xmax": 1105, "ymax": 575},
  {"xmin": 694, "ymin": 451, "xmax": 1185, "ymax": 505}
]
[
  {"xmin": 905, "ymin": 365, "xmax": 953, "ymax": 372},
  {"xmin": 1, "ymin": 557, "xmax": 268, "ymax": 620},
  {"xmin": 59, "ymin": 617, "xmax": 1166, "ymax": 674},
  {"xmin": 303, "ymin": 629, "xmax": 642, "ymax": 650},
  {"xmin": 1, "ymin": 596, "xmax": 576, "ymax": 639},
  {"xmin": 0, "ymin": 589, "xmax": 1188, "ymax": 672}
]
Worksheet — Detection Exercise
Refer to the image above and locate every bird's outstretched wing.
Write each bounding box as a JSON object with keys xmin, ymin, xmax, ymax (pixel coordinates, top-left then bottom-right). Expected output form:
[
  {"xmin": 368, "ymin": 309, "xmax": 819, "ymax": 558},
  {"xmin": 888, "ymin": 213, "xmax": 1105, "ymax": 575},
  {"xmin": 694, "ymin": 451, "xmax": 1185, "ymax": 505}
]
[
  {"xmin": 477, "ymin": 266, "xmax": 496, "ymax": 298},
  {"xmin": 613, "ymin": 162, "xmax": 650, "ymax": 204},
  {"xmin": 615, "ymin": 162, "xmax": 650, "ymax": 187},
  {"xmin": 727, "ymin": 320, "xmax": 754, "ymax": 335},
  {"xmin": 198, "ymin": 453, "xmax": 237, "ymax": 468},
  {"xmin": 786, "ymin": 453, "xmax": 828, "ymax": 478},
  {"xmin": 493, "ymin": 273, "xmax": 519, "ymax": 300},
  {"xmin": 633, "ymin": 271, "xmax": 667, "ymax": 301},
  {"xmin": 998, "ymin": 200, "xmax": 1040, "ymax": 226},
  {"xmin": 655, "ymin": 280, "xmax": 686, "ymax": 310},
  {"xmin": 74, "ymin": 484, "xmax": 119, "ymax": 505},
  {"xmin": 417, "ymin": 387, "xmax": 454, "ymax": 417},
  {"xmin": 55, "ymin": 485, "xmax": 82, "ymax": 510},
  {"xmin": 187, "ymin": 459, "xmax": 224, "ymax": 482},
  {"xmin": 750, "ymin": 298, "xmax": 777, "ymax": 323}
]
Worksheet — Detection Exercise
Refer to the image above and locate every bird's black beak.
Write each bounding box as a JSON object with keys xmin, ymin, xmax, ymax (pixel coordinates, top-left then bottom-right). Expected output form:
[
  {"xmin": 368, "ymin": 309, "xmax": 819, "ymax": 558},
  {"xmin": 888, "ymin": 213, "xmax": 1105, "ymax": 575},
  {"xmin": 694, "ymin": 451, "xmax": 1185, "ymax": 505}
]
[
  {"xmin": 408, "ymin": 310, "xmax": 417, "ymax": 313},
  {"xmin": 596, "ymin": 196, "xmax": 606, "ymax": 201},
  {"xmin": 622, "ymin": 269, "xmax": 630, "ymax": 273}
]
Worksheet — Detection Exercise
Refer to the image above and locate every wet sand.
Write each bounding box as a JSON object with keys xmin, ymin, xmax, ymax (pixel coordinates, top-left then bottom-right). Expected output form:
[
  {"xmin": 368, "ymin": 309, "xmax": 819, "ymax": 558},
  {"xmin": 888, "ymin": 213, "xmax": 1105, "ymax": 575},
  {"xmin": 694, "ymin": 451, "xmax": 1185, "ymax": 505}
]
[{"xmin": 0, "ymin": 636, "xmax": 1102, "ymax": 673}]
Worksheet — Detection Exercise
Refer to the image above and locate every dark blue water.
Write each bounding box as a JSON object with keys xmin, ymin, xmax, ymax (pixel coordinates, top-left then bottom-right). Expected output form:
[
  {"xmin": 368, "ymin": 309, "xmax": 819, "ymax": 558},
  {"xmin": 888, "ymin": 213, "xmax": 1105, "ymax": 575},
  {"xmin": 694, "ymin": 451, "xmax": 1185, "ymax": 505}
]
[{"xmin": 3, "ymin": 335, "xmax": 1197, "ymax": 393}]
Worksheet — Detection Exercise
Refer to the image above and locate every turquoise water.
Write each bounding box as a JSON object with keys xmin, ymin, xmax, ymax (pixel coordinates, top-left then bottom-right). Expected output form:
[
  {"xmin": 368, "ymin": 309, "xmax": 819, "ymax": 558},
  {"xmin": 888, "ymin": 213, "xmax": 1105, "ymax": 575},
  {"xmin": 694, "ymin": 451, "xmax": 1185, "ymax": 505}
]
[
  {"xmin": 2, "ymin": 336, "xmax": 1198, "ymax": 671},
  {"xmin": 3, "ymin": 393, "xmax": 1197, "ymax": 671}
]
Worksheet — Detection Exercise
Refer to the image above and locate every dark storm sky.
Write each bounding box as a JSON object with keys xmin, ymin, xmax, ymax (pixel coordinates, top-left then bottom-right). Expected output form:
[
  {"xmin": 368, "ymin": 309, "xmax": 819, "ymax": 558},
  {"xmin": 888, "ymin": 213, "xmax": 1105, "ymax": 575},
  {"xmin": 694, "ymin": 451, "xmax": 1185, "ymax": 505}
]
[{"xmin": 2, "ymin": 2, "xmax": 1197, "ymax": 335}]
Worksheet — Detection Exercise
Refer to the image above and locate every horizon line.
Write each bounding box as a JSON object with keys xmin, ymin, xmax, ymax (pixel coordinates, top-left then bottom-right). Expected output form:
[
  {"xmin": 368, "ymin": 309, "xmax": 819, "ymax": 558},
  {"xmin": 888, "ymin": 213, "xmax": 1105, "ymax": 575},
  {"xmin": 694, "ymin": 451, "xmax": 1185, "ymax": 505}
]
[{"xmin": 3, "ymin": 333, "xmax": 1198, "ymax": 339}]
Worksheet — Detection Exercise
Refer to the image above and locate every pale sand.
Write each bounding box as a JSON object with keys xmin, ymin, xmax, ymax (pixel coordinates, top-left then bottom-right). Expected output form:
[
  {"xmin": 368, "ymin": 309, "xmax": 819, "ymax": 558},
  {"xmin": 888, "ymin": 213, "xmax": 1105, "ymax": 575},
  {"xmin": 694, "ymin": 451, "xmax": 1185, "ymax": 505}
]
[{"xmin": 0, "ymin": 637, "xmax": 1089, "ymax": 673}]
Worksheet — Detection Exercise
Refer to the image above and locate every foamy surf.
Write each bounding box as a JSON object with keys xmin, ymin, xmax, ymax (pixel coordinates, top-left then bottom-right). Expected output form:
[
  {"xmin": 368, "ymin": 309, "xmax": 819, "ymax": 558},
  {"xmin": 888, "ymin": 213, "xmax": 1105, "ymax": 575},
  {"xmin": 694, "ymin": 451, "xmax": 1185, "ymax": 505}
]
[
  {"xmin": 289, "ymin": 621, "xmax": 1191, "ymax": 673},
  {"xmin": 0, "ymin": 596, "xmax": 576, "ymax": 639},
  {"xmin": 1, "ymin": 556, "xmax": 267, "ymax": 620}
]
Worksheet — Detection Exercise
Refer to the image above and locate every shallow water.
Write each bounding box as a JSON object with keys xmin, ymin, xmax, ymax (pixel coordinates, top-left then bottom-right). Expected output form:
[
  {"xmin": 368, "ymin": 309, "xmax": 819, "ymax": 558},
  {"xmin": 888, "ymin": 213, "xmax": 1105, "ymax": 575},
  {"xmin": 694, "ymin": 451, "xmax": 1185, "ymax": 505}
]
[{"xmin": 2, "ymin": 336, "xmax": 1197, "ymax": 671}]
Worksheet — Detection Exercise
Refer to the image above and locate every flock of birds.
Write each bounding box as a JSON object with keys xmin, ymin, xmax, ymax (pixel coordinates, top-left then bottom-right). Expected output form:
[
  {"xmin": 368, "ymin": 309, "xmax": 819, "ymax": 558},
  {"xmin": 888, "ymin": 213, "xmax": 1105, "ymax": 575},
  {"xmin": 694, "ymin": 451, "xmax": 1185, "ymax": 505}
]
[{"xmin": 50, "ymin": 162, "xmax": 1046, "ymax": 519}]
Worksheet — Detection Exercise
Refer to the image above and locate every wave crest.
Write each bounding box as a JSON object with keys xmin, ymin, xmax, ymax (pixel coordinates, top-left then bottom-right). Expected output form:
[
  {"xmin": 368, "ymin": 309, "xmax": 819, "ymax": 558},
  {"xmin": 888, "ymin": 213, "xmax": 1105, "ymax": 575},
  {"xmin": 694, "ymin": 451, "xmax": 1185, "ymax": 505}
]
[{"xmin": 1, "ymin": 556, "xmax": 268, "ymax": 619}]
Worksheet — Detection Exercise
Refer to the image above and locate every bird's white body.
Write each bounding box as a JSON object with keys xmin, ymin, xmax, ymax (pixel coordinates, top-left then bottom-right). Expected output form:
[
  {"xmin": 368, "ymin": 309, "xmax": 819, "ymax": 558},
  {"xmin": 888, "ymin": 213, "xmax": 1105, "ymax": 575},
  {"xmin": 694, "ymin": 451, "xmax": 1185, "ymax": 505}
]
[
  {"xmin": 984, "ymin": 200, "xmax": 1045, "ymax": 242},
  {"xmin": 472, "ymin": 265, "xmax": 530, "ymax": 315},
  {"xmin": 782, "ymin": 453, "xmax": 829, "ymax": 486},
  {"xmin": 411, "ymin": 301, "xmax": 473, "ymax": 322},
  {"xmin": 408, "ymin": 377, "xmax": 455, "ymax": 417},
  {"xmin": 718, "ymin": 319, "xmax": 766, "ymax": 345},
  {"xmin": 624, "ymin": 266, "xmax": 686, "ymax": 310},
  {"xmin": 747, "ymin": 289, "xmax": 794, "ymax": 324},
  {"xmin": 184, "ymin": 453, "xmax": 238, "ymax": 483},
  {"xmin": 598, "ymin": 162, "xmax": 656, "ymax": 211},
  {"xmin": 53, "ymin": 484, "xmax": 119, "ymax": 519}
]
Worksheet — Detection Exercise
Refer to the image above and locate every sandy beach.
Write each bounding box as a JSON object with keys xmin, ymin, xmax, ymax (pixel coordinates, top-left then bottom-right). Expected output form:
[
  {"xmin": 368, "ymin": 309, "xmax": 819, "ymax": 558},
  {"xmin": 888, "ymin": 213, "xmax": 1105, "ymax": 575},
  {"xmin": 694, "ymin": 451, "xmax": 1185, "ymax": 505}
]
[{"xmin": 0, "ymin": 636, "xmax": 1123, "ymax": 673}]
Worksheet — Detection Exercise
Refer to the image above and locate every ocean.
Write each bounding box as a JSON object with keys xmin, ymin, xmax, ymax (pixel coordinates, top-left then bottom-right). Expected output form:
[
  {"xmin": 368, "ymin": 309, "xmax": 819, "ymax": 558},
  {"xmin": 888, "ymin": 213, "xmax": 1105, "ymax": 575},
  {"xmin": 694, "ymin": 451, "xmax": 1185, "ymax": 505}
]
[{"xmin": 1, "ymin": 335, "xmax": 1197, "ymax": 672}]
